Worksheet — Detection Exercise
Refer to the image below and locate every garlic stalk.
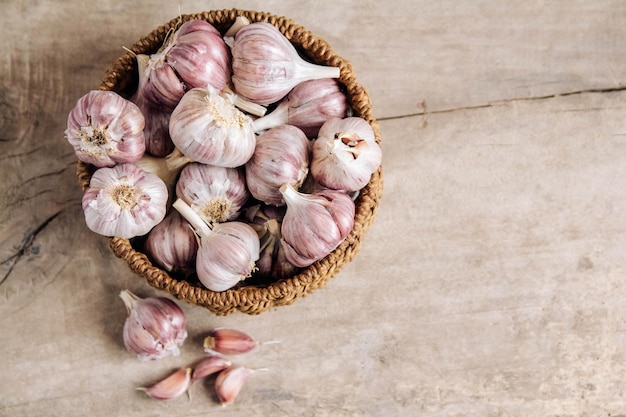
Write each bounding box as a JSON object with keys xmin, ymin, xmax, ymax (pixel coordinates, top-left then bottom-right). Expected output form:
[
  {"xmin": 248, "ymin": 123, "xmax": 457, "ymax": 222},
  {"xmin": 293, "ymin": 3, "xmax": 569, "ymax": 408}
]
[
  {"xmin": 81, "ymin": 163, "xmax": 168, "ymax": 238},
  {"xmin": 252, "ymin": 78, "xmax": 348, "ymax": 137},
  {"xmin": 138, "ymin": 367, "xmax": 192, "ymax": 400},
  {"xmin": 119, "ymin": 289, "xmax": 187, "ymax": 361},
  {"xmin": 142, "ymin": 19, "xmax": 231, "ymax": 111},
  {"xmin": 279, "ymin": 183, "xmax": 355, "ymax": 267},
  {"xmin": 176, "ymin": 162, "xmax": 249, "ymax": 224},
  {"xmin": 173, "ymin": 198, "xmax": 260, "ymax": 292},
  {"xmin": 311, "ymin": 117, "xmax": 382, "ymax": 191},
  {"xmin": 245, "ymin": 125, "xmax": 310, "ymax": 206},
  {"xmin": 65, "ymin": 90, "xmax": 145, "ymax": 167},
  {"xmin": 169, "ymin": 87, "xmax": 256, "ymax": 168},
  {"xmin": 232, "ymin": 22, "xmax": 341, "ymax": 105},
  {"xmin": 145, "ymin": 210, "xmax": 197, "ymax": 274}
]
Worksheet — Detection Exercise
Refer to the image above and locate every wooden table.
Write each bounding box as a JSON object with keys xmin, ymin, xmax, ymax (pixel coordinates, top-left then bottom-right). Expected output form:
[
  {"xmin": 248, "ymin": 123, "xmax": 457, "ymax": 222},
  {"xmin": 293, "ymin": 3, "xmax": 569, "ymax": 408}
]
[{"xmin": 2, "ymin": 1, "xmax": 625, "ymax": 415}]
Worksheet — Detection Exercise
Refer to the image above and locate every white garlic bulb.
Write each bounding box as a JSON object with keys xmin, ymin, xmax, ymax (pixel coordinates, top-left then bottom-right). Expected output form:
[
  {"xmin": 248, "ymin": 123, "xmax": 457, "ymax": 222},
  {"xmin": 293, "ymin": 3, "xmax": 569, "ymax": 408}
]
[
  {"xmin": 176, "ymin": 162, "xmax": 249, "ymax": 224},
  {"xmin": 65, "ymin": 90, "xmax": 145, "ymax": 167},
  {"xmin": 81, "ymin": 163, "xmax": 168, "ymax": 238},
  {"xmin": 311, "ymin": 117, "xmax": 382, "ymax": 192},
  {"xmin": 169, "ymin": 87, "xmax": 256, "ymax": 168},
  {"xmin": 279, "ymin": 183, "xmax": 355, "ymax": 267},
  {"xmin": 245, "ymin": 125, "xmax": 310, "ymax": 206},
  {"xmin": 173, "ymin": 199, "xmax": 260, "ymax": 292}
]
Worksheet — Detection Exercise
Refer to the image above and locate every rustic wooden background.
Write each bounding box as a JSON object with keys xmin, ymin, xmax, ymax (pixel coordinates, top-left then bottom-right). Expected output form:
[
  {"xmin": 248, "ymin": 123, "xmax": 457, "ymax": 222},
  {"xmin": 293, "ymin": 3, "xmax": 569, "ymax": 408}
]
[{"xmin": 2, "ymin": 1, "xmax": 626, "ymax": 416}]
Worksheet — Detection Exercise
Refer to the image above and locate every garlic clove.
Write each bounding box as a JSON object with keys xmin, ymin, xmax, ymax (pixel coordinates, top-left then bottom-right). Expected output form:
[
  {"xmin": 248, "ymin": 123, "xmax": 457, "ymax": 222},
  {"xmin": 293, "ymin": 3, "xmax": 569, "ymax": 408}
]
[
  {"xmin": 138, "ymin": 367, "xmax": 192, "ymax": 400},
  {"xmin": 202, "ymin": 328, "xmax": 259, "ymax": 355},
  {"xmin": 191, "ymin": 355, "xmax": 232, "ymax": 383},
  {"xmin": 120, "ymin": 289, "xmax": 187, "ymax": 361},
  {"xmin": 81, "ymin": 163, "xmax": 168, "ymax": 239},
  {"xmin": 145, "ymin": 210, "xmax": 198, "ymax": 274},
  {"xmin": 65, "ymin": 90, "xmax": 146, "ymax": 167},
  {"xmin": 214, "ymin": 365, "xmax": 254, "ymax": 406}
]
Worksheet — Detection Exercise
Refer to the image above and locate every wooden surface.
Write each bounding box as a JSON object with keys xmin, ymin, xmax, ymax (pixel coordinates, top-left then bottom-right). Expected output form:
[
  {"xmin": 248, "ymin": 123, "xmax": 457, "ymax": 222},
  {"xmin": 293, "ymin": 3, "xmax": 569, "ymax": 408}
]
[{"xmin": 2, "ymin": 1, "xmax": 626, "ymax": 416}]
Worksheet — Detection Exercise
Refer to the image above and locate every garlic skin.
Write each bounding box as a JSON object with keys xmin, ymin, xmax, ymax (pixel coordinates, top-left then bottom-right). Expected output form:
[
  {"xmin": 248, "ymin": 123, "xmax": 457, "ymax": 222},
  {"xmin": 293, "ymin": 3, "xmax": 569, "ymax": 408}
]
[
  {"xmin": 232, "ymin": 22, "xmax": 341, "ymax": 105},
  {"xmin": 169, "ymin": 87, "xmax": 256, "ymax": 168},
  {"xmin": 245, "ymin": 125, "xmax": 310, "ymax": 206},
  {"xmin": 311, "ymin": 117, "xmax": 382, "ymax": 191},
  {"xmin": 66, "ymin": 90, "xmax": 145, "ymax": 167},
  {"xmin": 81, "ymin": 163, "xmax": 168, "ymax": 238},
  {"xmin": 279, "ymin": 183, "xmax": 355, "ymax": 267},
  {"xmin": 252, "ymin": 78, "xmax": 348, "ymax": 137},
  {"xmin": 142, "ymin": 20, "xmax": 231, "ymax": 111},
  {"xmin": 119, "ymin": 289, "xmax": 188, "ymax": 361},
  {"xmin": 173, "ymin": 199, "xmax": 260, "ymax": 292},
  {"xmin": 145, "ymin": 210, "xmax": 197, "ymax": 274},
  {"xmin": 215, "ymin": 365, "xmax": 254, "ymax": 406},
  {"xmin": 176, "ymin": 163, "xmax": 249, "ymax": 224},
  {"xmin": 138, "ymin": 367, "xmax": 192, "ymax": 400}
]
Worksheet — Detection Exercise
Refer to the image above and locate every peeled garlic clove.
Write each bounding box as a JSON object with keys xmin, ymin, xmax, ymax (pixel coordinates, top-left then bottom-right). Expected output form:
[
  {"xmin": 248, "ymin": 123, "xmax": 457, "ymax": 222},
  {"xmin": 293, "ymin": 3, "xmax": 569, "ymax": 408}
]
[
  {"xmin": 81, "ymin": 163, "xmax": 168, "ymax": 238},
  {"xmin": 145, "ymin": 210, "xmax": 197, "ymax": 273},
  {"xmin": 169, "ymin": 87, "xmax": 256, "ymax": 168},
  {"xmin": 173, "ymin": 199, "xmax": 260, "ymax": 292},
  {"xmin": 120, "ymin": 289, "xmax": 187, "ymax": 361},
  {"xmin": 311, "ymin": 117, "xmax": 382, "ymax": 191},
  {"xmin": 65, "ymin": 90, "xmax": 145, "ymax": 167},
  {"xmin": 138, "ymin": 367, "xmax": 192, "ymax": 400},
  {"xmin": 203, "ymin": 328, "xmax": 259, "ymax": 355},
  {"xmin": 176, "ymin": 162, "xmax": 249, "ymax": 224},
  {"xmin": 191, "ymin": 355, "xmax": 231, "ymax": 383},
  {"xmin": 215, "ymin": 365, "xmax": 254, "ymax": 406},
  {"xmin": 279, "ymin": 183, "xmax": 355, "ymax": 267},
  {"xmin": 245, "ymin": 125, "xmax": 310, "ymax": 206},
  {"xmin": 252, "ymin": 79, "xmax": 349, "ymax": 137},
  {"xmin": 232, "ymin": 22, "xmax": 340, "ymax": 105}
]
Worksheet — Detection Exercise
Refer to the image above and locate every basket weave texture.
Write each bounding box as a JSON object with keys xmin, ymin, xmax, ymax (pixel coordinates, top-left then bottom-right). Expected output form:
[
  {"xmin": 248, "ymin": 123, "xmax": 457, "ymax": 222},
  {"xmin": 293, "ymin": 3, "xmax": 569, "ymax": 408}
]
[{"xmin": 75, "ymin": 8, "xmax": 383, "ymax": 315}]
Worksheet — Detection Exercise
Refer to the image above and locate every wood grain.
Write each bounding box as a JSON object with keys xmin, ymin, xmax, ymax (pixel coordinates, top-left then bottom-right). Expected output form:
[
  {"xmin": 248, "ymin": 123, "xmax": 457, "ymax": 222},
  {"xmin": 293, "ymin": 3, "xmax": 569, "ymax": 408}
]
[{"xmin": 2, "ymin": 1, "xmax": 626, "ymax": 416}]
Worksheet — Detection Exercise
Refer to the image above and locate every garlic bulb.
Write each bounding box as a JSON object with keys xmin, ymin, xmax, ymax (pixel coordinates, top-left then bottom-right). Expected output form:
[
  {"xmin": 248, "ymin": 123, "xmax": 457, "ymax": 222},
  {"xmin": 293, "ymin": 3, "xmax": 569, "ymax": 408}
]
[
  {"xmin": 131, "ymin": 54, "xmax": 175, "ymax": 157},
  {"xmin": 119, "ymin": 289, "xmax": 188, "ymax": 361},
  {"xmin": 245, "ymin": 125, "xmax": 310, "ymax": 206},
  {"xmin": 252, "ymin": 79, "xmax": 348, "ymax": 137},
  {"xmin": 279, "ymin": 183, "xmax": 355, "ymax": 267},
  {"xmin": 176, "ymin": 162, "xmax": 249, "ymax": 224},
  {"xmin": 65, "ymin": 90, "xmax": 145, "ymax": 167},
  {"xmin": 245, "ymin": 204, "xmax": 297, "ymax": 279},
  {"xmin": 232, "ymin": 22, "xmax": 341, "ymax": 105},
  {"xmin": 81, "ymin": 163, "xmax": 168, "ymax": 238},
  {"xmin": 173, "ymin": 199, "xmax": 260, "ymax": 292},
  {"xmin": 311, "ymin": 117, "xmax": 382, "ymax": 191},
  {"xmin": 169, "ymin": 87, "xmax": 256, "ymax": 168},
  {"xmin": 142, "ymin": 19, "xmax": 231, "ymax": 110},
  {"xmin": 145, "ymin": 210, "xmax": 197, "ymax": 274}
]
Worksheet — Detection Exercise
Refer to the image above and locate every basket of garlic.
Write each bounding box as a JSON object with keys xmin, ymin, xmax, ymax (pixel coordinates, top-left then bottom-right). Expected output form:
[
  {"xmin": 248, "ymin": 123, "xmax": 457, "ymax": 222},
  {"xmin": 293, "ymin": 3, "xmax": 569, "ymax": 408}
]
[{"xmin": 69, "ymin": 9, "xmax": 383, "ymax": 315}]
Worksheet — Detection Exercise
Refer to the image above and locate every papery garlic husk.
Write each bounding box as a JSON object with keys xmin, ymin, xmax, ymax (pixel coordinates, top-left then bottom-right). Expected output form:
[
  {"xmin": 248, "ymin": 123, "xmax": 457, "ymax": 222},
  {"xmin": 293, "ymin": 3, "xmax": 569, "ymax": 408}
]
[
  {"xmin": 245, "ymin": 125, "xmax": 310, "ymax": 206},
  {"xmin": 169, "ymin": 87, "xmax": 256, "ymax": 168},
  {"xmin": 176, "ymin": 162, "xmax": 249, "ymax": 224},
  {"xmin": 173, "ymin": 199, "xmax": 260, "ymax": 292},
  {"xmin": 145, "ymin": 210, "xmax": 197, "ymax": 274},
  {"xmin": 138, "ymin": 367, "xmax": 192, "ymax": 400},
  {"xmin": 142, "ymin": 19, "xmax": 231, "ymax": 111},
  {"xmin": 203, "ymin": 328, "xmax": 259, "ymax": 355},
  {"xmin": 232, "ymin": 22, "xmax": 341, "ymax": 105},
  {"xmin": 279, "ymin": 183, "xmax": 355, "ymax": 267},
  {"xmin": 311, "ymin": 117, "xmax": 382, "ymax": 191},
  {"xmin": 252, "ymin": 79, "xmax": 348, "ymax": 137},
  {"xmin": 191, "ymin": 355, "xmax": 232, "ymax": 383},
  {"xmin": 119, "ymin": 289, "xmax": 188, "ymax": 361},
  {"xmin": 81, "ymin": 163, "xmax": 168, "ymax": 238},
  {"xmin": 215, "ymin": 365, "xmax": 255, "ymax": 406},
  {"xmin": 65, "ymin": 90, "xmax": 145, "ymax": 167},
  {"xmin": 244, "ymin": 204, "xmax": 297, "ymax": 279},
  {"xmin": 131, "ymin": 54, "xmax": 175, "ymax": 157}
]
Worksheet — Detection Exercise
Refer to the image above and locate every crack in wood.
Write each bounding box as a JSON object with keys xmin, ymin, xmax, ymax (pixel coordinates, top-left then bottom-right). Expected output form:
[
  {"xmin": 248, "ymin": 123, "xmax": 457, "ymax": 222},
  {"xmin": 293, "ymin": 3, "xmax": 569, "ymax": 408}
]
[{"xmin": 0, "ymin": 210, "xmax": 63, "ymax": 287}]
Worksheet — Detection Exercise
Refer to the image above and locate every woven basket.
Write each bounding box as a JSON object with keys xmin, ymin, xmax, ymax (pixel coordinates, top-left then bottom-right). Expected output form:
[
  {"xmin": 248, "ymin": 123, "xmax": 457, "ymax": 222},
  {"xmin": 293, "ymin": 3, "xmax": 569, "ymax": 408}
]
[{"xmin": 76, "ymin": 9, "xmax": 383, "ymax": 315}]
